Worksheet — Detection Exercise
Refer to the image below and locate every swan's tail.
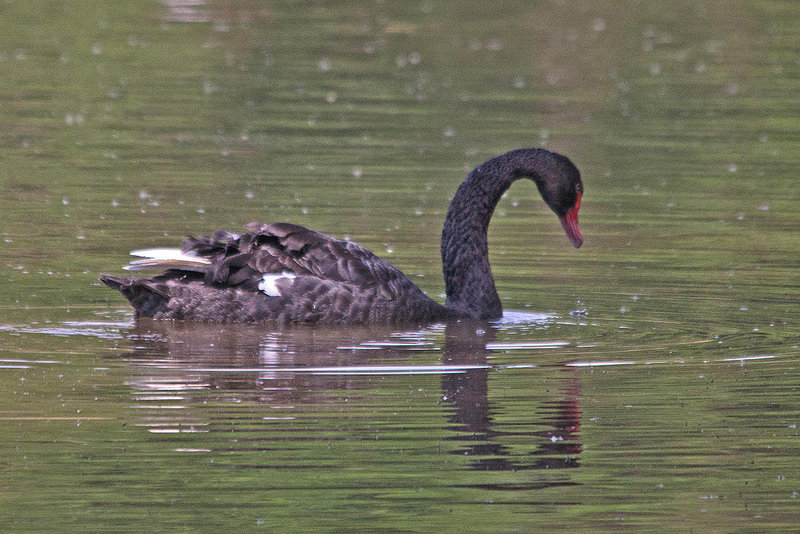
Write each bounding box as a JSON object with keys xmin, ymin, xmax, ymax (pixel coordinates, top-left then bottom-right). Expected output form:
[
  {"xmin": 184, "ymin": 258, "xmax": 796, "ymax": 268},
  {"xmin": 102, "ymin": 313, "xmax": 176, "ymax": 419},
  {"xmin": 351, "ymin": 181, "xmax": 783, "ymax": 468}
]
[{"xmin": 99, "ymin": 274, "xmax": 170, "ymax": 318}]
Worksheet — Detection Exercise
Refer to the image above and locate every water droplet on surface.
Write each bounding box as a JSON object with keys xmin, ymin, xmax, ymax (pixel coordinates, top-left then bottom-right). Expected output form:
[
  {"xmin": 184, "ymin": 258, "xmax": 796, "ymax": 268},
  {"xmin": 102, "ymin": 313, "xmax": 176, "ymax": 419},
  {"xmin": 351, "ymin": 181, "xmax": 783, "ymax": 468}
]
[
  {"xmin": 203, "ymin": 81, "xmax": 217, "ymax": 95},
  {"xmin": 486, "ymin": 38, "xmax": 502, "ymax": 51}
]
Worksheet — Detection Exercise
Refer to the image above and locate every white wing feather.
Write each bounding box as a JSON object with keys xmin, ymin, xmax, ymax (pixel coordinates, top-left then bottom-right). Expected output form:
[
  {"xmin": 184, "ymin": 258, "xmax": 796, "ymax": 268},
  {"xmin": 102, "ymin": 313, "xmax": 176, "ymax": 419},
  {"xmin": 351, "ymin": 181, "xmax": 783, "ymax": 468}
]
[{"xmin": 123, "ymin": 248, "xmax": 211, "ymax": 272}]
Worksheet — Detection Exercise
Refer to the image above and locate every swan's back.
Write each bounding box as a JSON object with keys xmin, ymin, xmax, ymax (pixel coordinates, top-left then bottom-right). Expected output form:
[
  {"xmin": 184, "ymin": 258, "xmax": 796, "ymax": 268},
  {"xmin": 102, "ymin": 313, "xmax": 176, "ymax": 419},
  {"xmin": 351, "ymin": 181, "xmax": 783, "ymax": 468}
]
[{"xmin": 100, "ymin": 222, "xmax": 449, "ymax": 325}]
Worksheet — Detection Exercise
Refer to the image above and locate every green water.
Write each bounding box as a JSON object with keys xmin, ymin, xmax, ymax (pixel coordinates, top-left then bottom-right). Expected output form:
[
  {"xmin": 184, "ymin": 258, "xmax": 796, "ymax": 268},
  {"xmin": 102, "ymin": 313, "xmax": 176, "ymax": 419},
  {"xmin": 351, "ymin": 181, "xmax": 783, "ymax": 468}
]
[{"xmin": 1, "ymin": 1, "xmax": 798, "ymax": 531}]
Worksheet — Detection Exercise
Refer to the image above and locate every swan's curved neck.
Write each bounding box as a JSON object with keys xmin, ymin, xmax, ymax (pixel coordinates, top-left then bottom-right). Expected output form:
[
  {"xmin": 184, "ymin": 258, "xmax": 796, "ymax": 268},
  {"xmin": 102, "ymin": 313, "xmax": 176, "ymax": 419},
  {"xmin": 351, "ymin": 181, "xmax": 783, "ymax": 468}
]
[{"xmin": 440, "ymin": 149, "xmax": 550, "ymax": 319}]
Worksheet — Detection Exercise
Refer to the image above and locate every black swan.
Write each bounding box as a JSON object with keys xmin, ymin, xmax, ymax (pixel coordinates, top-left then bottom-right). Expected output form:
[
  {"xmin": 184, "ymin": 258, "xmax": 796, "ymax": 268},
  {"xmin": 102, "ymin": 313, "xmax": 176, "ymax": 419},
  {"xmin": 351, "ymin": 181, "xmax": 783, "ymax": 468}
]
[{"xmin": 100, "ymin": 148, "xmax": 583, "ymax": 325}]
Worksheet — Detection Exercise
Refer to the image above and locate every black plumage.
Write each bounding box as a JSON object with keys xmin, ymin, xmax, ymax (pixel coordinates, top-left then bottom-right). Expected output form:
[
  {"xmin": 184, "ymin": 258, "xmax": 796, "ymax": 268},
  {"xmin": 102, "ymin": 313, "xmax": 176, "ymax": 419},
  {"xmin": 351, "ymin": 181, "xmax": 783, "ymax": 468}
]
[{"xmin": 100, "ymin": 148, "xmax": 583, "ymax": 325}]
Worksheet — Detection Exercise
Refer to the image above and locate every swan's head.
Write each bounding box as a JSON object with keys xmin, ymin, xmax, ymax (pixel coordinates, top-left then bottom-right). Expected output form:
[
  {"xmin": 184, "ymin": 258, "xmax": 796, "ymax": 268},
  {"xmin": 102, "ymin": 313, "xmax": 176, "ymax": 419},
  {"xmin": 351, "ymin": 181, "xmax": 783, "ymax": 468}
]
[{"xmin": 530, "ymin": 151, "xmax": 584, "ymax": 248}]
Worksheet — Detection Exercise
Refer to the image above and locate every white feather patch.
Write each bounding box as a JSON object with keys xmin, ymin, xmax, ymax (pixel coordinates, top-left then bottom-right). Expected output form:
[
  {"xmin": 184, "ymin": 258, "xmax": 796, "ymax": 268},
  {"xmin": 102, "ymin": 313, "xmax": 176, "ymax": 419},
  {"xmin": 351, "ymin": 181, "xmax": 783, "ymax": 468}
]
[
  {"xmin": 123, "ymin": 248, "xmax": 211, "ymax": 271},
  {"xmin": 258, "ymin": 271, "xmax": 297, "ymax": 297},
  {"xmin": 129, "ymin": 248, "xmax": 209, "ymax": 262}
]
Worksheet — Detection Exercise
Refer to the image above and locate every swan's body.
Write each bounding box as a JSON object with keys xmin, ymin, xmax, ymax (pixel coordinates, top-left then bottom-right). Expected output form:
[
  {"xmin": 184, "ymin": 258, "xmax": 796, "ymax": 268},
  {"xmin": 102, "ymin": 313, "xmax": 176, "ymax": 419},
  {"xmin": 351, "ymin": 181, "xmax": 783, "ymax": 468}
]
[{"xmin": 101, "ymin": 148, "xmax": 583, "ymax": 325}]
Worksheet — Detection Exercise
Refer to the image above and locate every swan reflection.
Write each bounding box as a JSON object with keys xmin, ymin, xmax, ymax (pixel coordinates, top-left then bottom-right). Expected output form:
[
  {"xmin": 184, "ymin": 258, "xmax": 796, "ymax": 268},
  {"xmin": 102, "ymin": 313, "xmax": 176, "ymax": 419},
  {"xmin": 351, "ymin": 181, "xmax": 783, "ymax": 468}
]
[{"xmin": 118, "ymin": 318, "xmax": 582, "ymax": 479}]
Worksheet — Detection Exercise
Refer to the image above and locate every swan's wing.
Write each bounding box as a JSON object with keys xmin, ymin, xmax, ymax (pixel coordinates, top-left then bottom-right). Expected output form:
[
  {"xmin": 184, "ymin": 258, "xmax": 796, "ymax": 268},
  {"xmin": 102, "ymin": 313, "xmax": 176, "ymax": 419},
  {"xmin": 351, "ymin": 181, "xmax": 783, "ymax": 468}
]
[
  {"xmin": 123, "ymin": 248, "xmax": 211, "ymax": 272},
  {"xmin": 109, "ymin": 222, "xmax": 444, "ymax": 324},
  {"xmin": 179, "ymin": 221, "xmax": 412, "ymax": 291}
]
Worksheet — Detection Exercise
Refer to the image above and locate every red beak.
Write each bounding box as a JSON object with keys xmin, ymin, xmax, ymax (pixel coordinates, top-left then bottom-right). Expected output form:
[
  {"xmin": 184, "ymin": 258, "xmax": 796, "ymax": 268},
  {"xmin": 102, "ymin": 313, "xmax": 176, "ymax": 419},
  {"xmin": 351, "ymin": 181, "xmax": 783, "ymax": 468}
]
[{"xmin": 558, "ymin": 192, "xmax": 583, "ymax": 248}]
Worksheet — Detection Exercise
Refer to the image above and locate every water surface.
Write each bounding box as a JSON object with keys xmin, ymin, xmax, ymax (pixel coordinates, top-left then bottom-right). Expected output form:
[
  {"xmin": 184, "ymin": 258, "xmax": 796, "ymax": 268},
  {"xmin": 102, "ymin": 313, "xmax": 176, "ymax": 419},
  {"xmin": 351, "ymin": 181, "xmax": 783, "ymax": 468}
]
[{"xmin": 1, "ymin": 1, "xmax": 798, "ymax": 531}]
